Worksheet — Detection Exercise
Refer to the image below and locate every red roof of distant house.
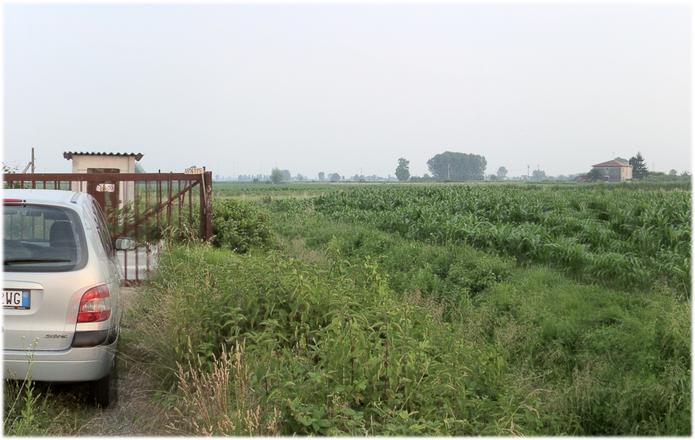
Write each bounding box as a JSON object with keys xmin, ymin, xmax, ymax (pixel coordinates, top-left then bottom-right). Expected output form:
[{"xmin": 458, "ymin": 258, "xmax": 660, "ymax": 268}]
[
  {"xmin": 64, "ymin": 151, "xmax": 143, "ymax": 161},
  {"xmin": 592, "ymin": 159, "xmax": 629, "ymax": 168}
]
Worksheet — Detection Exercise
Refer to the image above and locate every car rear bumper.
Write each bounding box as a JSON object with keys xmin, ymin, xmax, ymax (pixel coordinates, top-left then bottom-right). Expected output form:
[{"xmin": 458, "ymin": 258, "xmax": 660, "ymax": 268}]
[{"xmin": 3, "ymin": 340, "xmax": 116, "ymax": 382}]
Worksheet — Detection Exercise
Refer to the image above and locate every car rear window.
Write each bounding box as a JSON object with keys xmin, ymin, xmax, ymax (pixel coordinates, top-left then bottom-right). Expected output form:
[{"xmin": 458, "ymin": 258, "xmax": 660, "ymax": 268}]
[{"xmin": 4, "ymin": 204, "xmax": 88, "ymax": 272}]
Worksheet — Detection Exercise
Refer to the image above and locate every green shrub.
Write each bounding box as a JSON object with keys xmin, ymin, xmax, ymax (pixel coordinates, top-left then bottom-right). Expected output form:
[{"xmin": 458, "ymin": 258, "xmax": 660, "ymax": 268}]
[
  {"xmin": 212, "ymin": 199, "xmax": 273, "ymax": 252},
  {"xmin": 131, "ymin": 244, "xmax": 509, "ymax": 435}
]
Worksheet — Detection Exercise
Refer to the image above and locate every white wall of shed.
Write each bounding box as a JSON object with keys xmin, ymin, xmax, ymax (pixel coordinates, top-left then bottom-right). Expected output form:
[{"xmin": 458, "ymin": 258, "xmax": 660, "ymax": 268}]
[{"xmin": 68, "ymin": 155, "xmax": 137, "ymax": 207}]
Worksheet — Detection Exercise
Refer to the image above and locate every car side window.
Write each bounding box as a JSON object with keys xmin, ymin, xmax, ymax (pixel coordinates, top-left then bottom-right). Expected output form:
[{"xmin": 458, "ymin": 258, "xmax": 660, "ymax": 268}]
[{"xmin": 92, "ymin": 201, "xmax": 114, "ymax": 256}]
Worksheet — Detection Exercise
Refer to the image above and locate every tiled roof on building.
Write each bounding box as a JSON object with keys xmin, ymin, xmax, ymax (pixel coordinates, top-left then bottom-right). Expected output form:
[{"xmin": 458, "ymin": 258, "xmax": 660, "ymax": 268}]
[
  {"xmin": 63, "ymin": 151, "xmax": 143, "ymax": 161},
  {"xmin": 592, "ymin": 158, "xmax": 629, "ymax": 168}
]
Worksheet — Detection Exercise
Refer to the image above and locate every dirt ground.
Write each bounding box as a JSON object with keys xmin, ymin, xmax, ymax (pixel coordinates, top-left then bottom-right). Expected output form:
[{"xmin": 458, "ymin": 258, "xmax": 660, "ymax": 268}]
[{"xmin": 70, "ymin": 287, "xmax": 167, "ymax": 435}]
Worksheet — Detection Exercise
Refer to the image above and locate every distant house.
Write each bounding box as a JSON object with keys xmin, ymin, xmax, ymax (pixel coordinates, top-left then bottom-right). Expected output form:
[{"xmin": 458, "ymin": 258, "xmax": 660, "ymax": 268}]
[{"xmin": 591, "ymin": 157, "xmax": 632, "ymax": 182}]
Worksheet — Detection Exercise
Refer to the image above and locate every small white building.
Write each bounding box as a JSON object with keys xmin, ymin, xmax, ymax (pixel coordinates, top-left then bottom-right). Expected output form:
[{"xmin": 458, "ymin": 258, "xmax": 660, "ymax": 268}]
[{"xmin": 64, "ymin": 151, "xmax": 143, "ymax": 209}]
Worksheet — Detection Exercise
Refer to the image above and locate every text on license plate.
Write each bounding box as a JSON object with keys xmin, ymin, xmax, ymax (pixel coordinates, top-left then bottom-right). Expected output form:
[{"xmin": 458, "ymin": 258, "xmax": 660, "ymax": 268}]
[{"xmin": 3, "ymin": 290, "xmax": 30, "ymax": 309}]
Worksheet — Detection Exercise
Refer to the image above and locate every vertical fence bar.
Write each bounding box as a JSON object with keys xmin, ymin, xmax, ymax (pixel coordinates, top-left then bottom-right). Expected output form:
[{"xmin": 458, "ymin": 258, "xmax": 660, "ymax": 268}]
[
  {"xmin": 146, "ymin": 245, "xmax": 151, "ymax": 276},
  {"xmin": 133, "ymin": 181, "xmax": 139, "ymax": 238},
  {"xmin": 123, "ymin": 247, "xmax": 128, "ymax": 283},
  {"xmin": 135, "ymin": 244, "xmax": 140, "ymax": 282},
  {"xmin": 123, "ymin": 188, "xmax": 129, "ymax": 284},
  {"xmin": 199, "ymin": 175, "xmax": 205, "ymax": 239},
  {"xmin": 167, "ymin": 176, "xmax": 172, "ymax": 231},
  {"xmin": 188, "ymin": 180, "xmax": 193, "ymax": 227},
  {"xmin": 145, "ymin": 180, "xmax": 151, "ymax": 275},
  {"xmin": 178, "ymin": 180, "xmax": 183, "ymax": 234},
  {"xmin": 134, "ymin": 180, "xmax": 140, "ymax": 282},
  {"xmin": 157, "ymin": 179, "xmax": 162, "ymax": 238},
  {"xmin": 145, "ymin": 180, "xmax": 150, "ymax": 241}
]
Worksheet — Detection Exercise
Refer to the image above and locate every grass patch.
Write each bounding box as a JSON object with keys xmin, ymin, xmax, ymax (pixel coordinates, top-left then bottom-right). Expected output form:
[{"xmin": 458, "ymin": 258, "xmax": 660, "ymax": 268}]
[
  {"xmin": 131, "ymin": 233, "xmax": 690, "ymax": 435},
  {"xmin": 131, "ymin": 243, "xmax": 519, "ymax": 434},
  {"xmin": 268, "ymin": 201, "xmax": 692, "ymax": 435}
]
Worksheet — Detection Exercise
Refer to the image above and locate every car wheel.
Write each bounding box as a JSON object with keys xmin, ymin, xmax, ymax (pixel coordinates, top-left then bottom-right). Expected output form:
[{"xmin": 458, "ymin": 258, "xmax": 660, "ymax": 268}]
[{"xmin": 90, "ymin": 361, "xmax": 118, "ymax": 408}]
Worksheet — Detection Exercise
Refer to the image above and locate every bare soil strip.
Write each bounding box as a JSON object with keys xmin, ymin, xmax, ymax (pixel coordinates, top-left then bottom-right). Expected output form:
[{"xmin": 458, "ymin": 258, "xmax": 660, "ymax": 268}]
[{"xmin": 75, "ymin": 287, "xmax": 167, "ymax": 436}]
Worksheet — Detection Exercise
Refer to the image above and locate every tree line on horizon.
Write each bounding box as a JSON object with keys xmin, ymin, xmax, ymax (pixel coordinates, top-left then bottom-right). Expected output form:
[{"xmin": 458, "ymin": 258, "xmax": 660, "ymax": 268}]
[
  {"xmin": 238, "ymin": 150, "xmax": 689, "ymax": 184},
  {"xmin": 394, "ymin": 151, "xmax": 690, "ymax": 183}
]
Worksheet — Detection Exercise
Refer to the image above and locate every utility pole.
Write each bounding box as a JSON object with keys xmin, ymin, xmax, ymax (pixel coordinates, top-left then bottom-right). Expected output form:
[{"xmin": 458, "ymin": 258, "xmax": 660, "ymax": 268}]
[
  {"xmin": 21, "ymin": 147, "xmax": 36, "ymax": 173},
  {"xmin": 527, "ymin": 164, "xmax": 530, "ymax": 180},
  {"xmin": 447, "ymin": 163, "xmax": 451, "ymax": 180}
]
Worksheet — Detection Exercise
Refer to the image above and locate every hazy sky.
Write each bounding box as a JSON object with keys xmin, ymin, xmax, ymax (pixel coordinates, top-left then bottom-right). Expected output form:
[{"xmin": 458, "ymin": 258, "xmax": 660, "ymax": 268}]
[{"xmin": 4, "ymin": 3, "xmax": 691, "ymax": 178}]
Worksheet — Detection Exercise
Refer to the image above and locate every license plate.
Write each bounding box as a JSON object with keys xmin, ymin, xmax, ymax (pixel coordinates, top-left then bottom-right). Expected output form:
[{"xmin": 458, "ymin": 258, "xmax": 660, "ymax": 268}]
[{"xmin": 3, "ymin": 290, "xmax": 30, "ymax": 310}]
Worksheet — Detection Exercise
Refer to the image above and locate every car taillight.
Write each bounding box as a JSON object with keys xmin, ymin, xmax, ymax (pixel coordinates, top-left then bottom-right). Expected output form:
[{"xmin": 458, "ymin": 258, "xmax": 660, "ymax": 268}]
[{"xmin": 77, "ymin": 285, "xmax": 111, "ymax": 323}]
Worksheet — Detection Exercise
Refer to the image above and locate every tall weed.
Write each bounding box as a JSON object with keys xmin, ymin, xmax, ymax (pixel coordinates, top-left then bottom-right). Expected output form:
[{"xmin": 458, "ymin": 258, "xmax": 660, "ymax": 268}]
[{"xmin": 167, "ymin": 343, "xmax": 280, "ymax": 435}]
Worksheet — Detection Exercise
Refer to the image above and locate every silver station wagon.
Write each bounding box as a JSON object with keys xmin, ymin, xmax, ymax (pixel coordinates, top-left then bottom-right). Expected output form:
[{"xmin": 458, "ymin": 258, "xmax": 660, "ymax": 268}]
[{"xmin": 3, "ymin": 189, "xmax": 134, "ymax": 407}]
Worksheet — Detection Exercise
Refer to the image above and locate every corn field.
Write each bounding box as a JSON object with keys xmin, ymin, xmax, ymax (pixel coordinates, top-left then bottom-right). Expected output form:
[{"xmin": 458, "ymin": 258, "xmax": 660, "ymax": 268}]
[{"xmin": 314, "ymin": 185, "xmax": 691, "ymax": 295}]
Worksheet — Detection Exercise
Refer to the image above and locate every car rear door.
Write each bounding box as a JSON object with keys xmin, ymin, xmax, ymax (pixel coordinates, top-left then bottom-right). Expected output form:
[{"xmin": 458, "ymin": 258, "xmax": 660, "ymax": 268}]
[
  {"xmin": 3, "ymin": 201, "xmax": 93, "ymax": 351},
  {"xmin": 87, "ymin": 198, "xmax": 122, "ymax": 332}
]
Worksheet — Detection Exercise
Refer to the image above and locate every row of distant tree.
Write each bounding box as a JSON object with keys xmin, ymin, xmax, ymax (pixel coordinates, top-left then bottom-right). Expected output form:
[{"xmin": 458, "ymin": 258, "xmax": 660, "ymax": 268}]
[
  {"xmin": 263, "ymin": 151, "xmax": 491, "ymax": 184},
  {"xmin": 269, "ymin": 169, "xmax": 374, "ymax": 184},
  {"xmin": 396, "ymin": 151, "xmax": 690, "ymax": 183},
  {"xmin": 395, "ymin": 152, "xmax": 488, "ymax": 182},
  {"xmin": 396, "ymin": 152, "xmax": 568, "ymax": 182},
  {"xmin": 255, "ymin": 150, "xmax": 688, "ymax": 184}
]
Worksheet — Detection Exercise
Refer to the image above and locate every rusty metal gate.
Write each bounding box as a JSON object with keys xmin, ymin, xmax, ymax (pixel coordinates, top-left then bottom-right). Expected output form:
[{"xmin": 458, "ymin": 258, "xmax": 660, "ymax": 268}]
[{"xmin": 3, "ymin": 171, "xmax": 213, "ymax": 285}]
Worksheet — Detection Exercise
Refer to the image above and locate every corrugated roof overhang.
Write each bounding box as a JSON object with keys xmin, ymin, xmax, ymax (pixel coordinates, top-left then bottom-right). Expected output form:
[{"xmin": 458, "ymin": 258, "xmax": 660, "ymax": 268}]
[{"xmin": 63, "ymin": 151, "xmax": 144, "ymax": 161}]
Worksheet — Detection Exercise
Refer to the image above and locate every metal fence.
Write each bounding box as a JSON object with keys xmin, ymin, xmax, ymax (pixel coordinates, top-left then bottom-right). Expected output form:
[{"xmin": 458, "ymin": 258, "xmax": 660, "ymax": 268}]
[{"xmin": 3, "ymin": 171, "xmax": 213, "ymax": 285}]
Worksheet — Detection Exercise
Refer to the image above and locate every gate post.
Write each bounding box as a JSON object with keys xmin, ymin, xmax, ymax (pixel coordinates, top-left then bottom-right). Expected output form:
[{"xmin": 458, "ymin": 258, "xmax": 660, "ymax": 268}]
[
  {"xmin": 204, "ymin": 171, "xmax": 213, "ymax": 240},
  {"xmin": 199, "ymin": 171, "xmax": 213, "ymax": 241}
]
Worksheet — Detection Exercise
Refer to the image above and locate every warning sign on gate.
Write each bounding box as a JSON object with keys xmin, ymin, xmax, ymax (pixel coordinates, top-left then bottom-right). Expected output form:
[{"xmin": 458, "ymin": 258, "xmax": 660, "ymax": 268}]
[{"xmin": 96, "ymin": 183, "xmax": 115, "ymax": 192}]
